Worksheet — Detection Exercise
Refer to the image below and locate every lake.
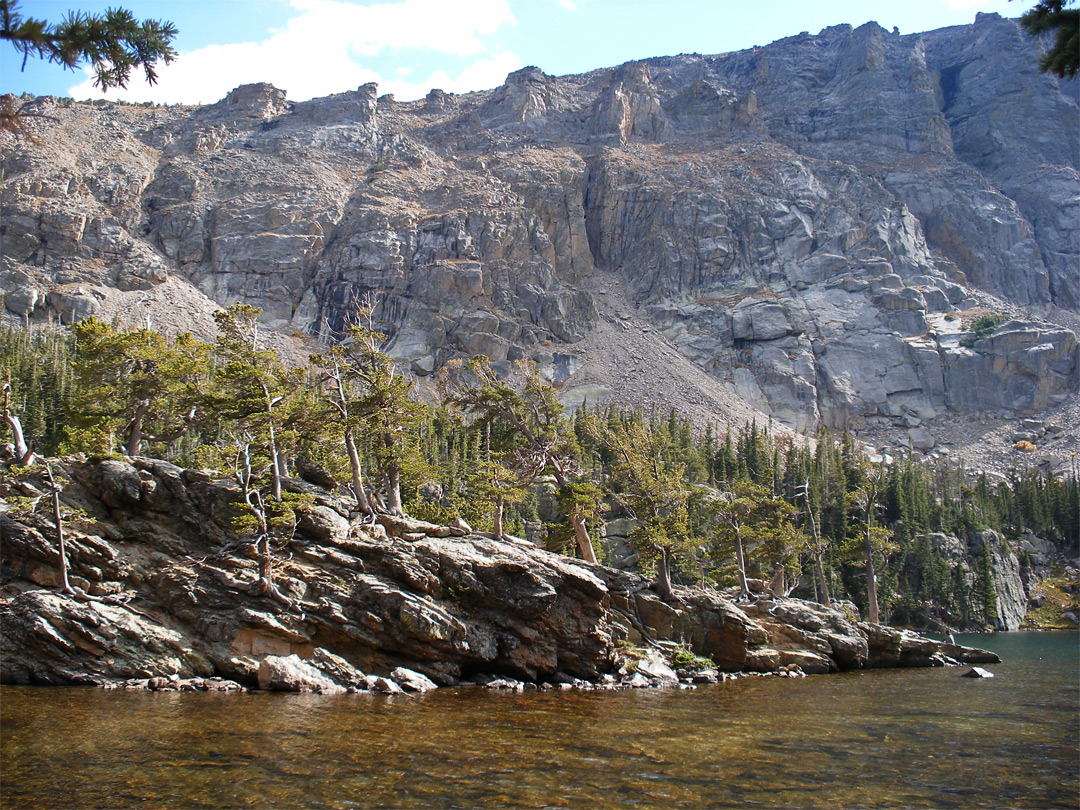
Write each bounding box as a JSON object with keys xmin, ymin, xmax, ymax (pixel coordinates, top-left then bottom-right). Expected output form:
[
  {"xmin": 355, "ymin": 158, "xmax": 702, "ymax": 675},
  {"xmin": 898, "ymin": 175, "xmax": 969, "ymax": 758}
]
[{"xmin": 2, "ymin": 632, "xmax": 1076, "ymax": 809}]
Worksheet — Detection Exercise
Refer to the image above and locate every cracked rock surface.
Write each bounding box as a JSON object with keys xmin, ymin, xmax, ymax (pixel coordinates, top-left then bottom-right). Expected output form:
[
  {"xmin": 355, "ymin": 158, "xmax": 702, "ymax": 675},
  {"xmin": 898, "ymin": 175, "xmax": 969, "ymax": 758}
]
[{"xmin": 1, "ymin": 458, "xmax": 998, "ymax": 691}]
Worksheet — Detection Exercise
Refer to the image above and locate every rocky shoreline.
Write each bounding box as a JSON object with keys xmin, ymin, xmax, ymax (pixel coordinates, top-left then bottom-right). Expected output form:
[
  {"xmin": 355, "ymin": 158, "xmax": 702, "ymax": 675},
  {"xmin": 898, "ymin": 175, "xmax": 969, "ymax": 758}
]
[{"xmin": 1, "ymin": 457, "xmax": 999, "ymax": 695}]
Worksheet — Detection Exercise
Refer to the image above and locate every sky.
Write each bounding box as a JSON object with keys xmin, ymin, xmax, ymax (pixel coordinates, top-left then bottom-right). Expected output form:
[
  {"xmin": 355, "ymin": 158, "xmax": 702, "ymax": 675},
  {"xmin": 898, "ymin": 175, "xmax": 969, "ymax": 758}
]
[{"xmin": 1, "ymin": 0, "xmax": 1023, "ymax": 105}]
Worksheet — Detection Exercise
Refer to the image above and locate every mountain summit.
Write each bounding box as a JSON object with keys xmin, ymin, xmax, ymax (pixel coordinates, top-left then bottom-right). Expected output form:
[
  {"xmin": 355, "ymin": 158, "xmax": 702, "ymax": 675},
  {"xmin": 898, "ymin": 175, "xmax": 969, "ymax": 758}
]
[{"xmin": 2, "ymin": 13, "xmax": 1077, "ymax": 468}]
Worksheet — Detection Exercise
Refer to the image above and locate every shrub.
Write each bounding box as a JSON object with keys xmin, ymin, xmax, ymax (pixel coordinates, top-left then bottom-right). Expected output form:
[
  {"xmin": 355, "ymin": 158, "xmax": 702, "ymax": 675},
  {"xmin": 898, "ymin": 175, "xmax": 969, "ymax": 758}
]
[
  {"xmin": 961, "ymin": 313, "xmax": 1008, "ymax": 346},
  {"xmin": 669, "ymin": 644, "xmax": 715, "ymax": 673}
]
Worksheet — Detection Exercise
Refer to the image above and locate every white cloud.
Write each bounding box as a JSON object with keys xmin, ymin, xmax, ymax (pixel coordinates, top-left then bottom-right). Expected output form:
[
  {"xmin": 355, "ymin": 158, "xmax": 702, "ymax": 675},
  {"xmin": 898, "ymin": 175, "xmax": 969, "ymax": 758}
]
[
  {"xmin": 383, "ymin": 50, "xmax": 522, "ymax": 99},
  {"xmin": 66, "ymin": 0, "xmax": 519, "ymax": 104}
]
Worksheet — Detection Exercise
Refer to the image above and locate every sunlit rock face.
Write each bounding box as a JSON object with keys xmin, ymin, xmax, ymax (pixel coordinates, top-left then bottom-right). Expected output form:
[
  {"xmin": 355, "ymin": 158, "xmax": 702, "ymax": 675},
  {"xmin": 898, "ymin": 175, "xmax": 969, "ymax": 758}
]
[{"xmin": 2, "ymin": 13, "xmax": 1076, "ymax": 433}]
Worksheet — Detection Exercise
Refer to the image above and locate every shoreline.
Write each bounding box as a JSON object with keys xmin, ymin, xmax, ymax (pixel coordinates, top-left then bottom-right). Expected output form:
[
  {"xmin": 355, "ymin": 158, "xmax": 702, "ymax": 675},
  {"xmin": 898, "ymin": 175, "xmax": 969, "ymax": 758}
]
[{"xmin": 2, "ymin": 457, "xmax": 1000, "ymax": 695}]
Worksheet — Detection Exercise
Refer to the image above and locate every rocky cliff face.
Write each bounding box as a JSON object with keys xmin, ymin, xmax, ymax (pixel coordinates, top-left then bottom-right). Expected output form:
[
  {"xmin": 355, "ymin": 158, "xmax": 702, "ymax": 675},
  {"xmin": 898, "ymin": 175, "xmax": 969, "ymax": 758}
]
[
  {"xmin": 0, "ymin": 457, "xmax": 998, "ymax": 689},
  {"xmin": 1, "ymin": 13, "xmax": 1077, "ymax": 459}
]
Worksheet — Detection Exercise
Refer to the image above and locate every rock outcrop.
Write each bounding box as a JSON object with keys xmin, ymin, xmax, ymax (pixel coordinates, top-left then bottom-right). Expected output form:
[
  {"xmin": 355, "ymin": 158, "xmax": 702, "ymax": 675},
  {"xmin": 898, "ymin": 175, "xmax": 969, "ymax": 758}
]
[
  {"xmin": 0, "ymin": 458, "xmax": 998, "ymax": 691},
  {"xmin": 1, "ymin": 14, "xmax": 1076, "ymax": 459},
  {"xmin": 926, "ymin": 529, "xmax": 1028, "ymax": 631}
]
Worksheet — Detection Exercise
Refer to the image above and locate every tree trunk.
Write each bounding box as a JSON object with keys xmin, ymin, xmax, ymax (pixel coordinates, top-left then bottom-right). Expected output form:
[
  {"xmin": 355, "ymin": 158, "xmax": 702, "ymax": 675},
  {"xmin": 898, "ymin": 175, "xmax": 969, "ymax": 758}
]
[
  {"xmin": 768, "ymin": 564, "xmax": 786, "ymax": 598},
  {"xmin": 814, "ymin": 551, "xmax": 831, "ymax": 607},
  {"xmin": 801, "ymin": 494, "xmax": 830, "ymax": 606},
  {"xmin": 493, "ymin": 493, "xmax": 505, "ymax": 541},
  {"xmin": 864, "ymin": 527, "xmax": 880, "ymax": 624},
  {"xmin": 256, "ymin": 532, "xmax": 273, "ymax": 594},
  {"xmin": 126, "ymin": 398, "xmax": 150, "ymax": 457},
  {"xmin": 267, "ymin": 422, "xmax": 282, "ymax": 503},
  {"xmin": 3, "ymin": 410, "xmax": 34, "ymax": 466},
  {"xmin": 344, "ymin": 429, "xmax": 372, "ymax": 513},
  {"xmin": 45, "ymin": 464, "xmax": 73, "ymax": 594},
  {"xmin": 243, "ymin": 486, "xmax": 290, "ymax": 607},
  {"xmin": 570, "ymin": 511, "xmax": 597, "ymax": 564},
  {"xmin": 734, "ymin": 530, "xmax": 750, "ymax": 600},
  {"xmin": 3, "ymin": 382, "xmax": 34, "ymax": 466},
  {"xmin": 551, "ymin": 464, "xmax": 598, "ymax": 564},
  {"xmin": 385, "ymin": 461, "xmax": 403, "ymax": 516},
  {"xmin": 654, "ymin": 546, "xmax": 674, "ymax": 601}
]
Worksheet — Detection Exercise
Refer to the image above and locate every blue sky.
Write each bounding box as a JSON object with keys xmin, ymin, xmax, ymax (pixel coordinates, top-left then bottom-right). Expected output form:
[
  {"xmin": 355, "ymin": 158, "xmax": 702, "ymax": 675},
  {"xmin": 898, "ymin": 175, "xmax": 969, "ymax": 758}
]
[{"xmin": 1, "ymin": 0, "xmax": 1021, "ymax": 105}]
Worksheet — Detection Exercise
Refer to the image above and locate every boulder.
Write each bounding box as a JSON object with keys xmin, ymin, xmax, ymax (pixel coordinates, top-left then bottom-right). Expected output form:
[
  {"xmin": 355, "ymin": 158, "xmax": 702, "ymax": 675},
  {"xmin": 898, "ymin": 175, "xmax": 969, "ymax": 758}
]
[
  {"xmin": 391, "ymin": 666, "xmax": 438, "ymax": 693},
  {"xmin": 294, "ymin": 456, "xmax": 338, "ymax": 490},
  {"xmin": 96, "ymin": 460, "xmax": 145, "ymax": 508},
  {"xmin": 257, "ymin": 655, "xmax": 345, "ymax": 694},
  {"xmin": 309, "ymin": 648, "xmax": 367, "ymax": 691},
  {"xmin": 632, "ymin": 651, "xmax": 679, "ymax": 686},
  {"xmin": 368, "ymin": 676, "xmax": 404, "ymax": 694},
  {"xmin": 296, "ymin": 505, "xmax": 350, "ymax": 544}
]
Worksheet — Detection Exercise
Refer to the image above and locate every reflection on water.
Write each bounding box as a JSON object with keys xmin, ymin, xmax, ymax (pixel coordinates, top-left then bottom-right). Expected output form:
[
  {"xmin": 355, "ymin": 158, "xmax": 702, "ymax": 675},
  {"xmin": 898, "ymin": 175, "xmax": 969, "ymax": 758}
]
[{"xmin": 2, "ymin": 632, "xmax": 1077, "ymax": 809}]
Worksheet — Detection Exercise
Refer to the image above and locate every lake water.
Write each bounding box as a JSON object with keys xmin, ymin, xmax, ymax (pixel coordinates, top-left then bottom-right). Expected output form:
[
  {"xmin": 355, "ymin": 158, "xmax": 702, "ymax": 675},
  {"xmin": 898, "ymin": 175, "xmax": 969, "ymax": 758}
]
[{"xmin": 2, "ymin": 632, "xmax": 1077, "ymax": 809}]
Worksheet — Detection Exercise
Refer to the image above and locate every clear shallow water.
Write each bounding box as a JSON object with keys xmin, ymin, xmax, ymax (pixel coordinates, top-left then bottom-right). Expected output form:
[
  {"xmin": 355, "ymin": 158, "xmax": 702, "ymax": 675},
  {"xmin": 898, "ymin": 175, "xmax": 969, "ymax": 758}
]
[{"xmin": 2, "ymin": 632, "xmax": 1076, "ymax": 809}]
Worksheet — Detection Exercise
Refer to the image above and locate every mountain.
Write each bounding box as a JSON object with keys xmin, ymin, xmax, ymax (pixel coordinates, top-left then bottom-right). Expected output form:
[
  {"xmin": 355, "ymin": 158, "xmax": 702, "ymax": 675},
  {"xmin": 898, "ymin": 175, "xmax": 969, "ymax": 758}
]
[{"xmin": 2, "ymin": 11, "xmax": 1077, "ymax": 471}]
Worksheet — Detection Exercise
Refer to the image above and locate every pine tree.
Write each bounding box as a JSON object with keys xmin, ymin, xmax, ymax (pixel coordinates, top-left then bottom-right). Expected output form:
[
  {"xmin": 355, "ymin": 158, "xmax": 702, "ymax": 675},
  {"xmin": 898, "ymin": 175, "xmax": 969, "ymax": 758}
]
[
  {"xmin": 67, "ymin": 318, "xmax": 206, "ymax": 457},
  {"xmin": 440, "ymin": 356, "xmax": 599, "ymax": 563},
  {"xmin": 209, "ymin": 304, "xmax": 297, "ymax": 503},
  {"xmin": 309, "ymin": 341, "xmax": 372, "ymax": 513},
  {"xmin": 1, "ymin": 0, "xmax": 178, "ymax": 137},
  {"xmin": 1020, "ymin": 0, "xmax": 1079, "ymax": 79},
  {"xmin": 586, "ymin": 412, "xmax": 694, "ymax": 601},
  {"xmin": 845, "ymin": 473, "xmax": 894, "ymax": 624},
  {"xmin": 331, "ymin": 299, "xmax": 426, "ymax": 516}
]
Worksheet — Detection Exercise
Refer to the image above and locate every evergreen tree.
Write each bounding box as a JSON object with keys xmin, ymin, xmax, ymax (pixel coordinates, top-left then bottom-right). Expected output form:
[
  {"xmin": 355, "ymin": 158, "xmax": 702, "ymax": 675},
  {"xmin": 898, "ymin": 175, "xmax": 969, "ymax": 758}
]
[
  {"xmin": 0, "ymin": 323, "xmax": 75, "ymax": 457},
  {"xmin": 704, "ymin": 486, "xmax": 764, "ymax": 600},
  {"xmin": 1020, "ymin": 0, "xmax": 1079, "ymax": 79},
  {"xmin": 67, "ymin": 318, "xmax": 206, "ymax": 457},
  {"xmin": 208, "ymin": 304, "xmax": 298, "ymax": 503},
  {"xmin": 332, "ymin": 299, "xmax": 425, "ymax": 516},
  {"xmin": 845, "ymin": 473, "xmax": 894, "ymax": 624},
  {"xmin": 228, "ymin": 438, "xmax": 308, "ymax": 606},
  {"xmin": 586, "ymin": 412, "xmax": 694, "ymax": 601},
  {"xmin": 440, "ymin": 357, "xmax": 599, "ymax": 563},
  {"xmin": 1, "ymin": 0, "xmax": 177, "ymax": 137}
]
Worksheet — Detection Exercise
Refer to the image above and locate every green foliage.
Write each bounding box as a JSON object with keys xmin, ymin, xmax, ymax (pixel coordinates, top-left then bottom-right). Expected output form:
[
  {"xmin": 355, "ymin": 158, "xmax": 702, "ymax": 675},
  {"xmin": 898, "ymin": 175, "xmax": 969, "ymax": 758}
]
[
  {"xmin": 1020, "ymin": 1, "xmax": 1079, "ymax": 79},
  {"xmin": 230, "ymin": 488, "xmax": 312, "ymax": 537},
  {"xmin": 3, "ymin": 314, "xmax": 1076, "ymax": 629},
  {"xmin": 0, "ymin": 323, "xmax": 74, "ymax": 455},
  {"xmin": 0, "ymin": 0, "xmax": 177, "ymax": 89},
  {"xmin": 704, "ymin": 481, "xmax": 807, "ymax": 594},
  {"xmin": 440, "ymin": 356, "xmax": 599, "ymax": 560},
  {"xmin": 960, "ymin": 313, "xmax": 1007, "ymax": 347},
  {"xmin": 669, "ymin": 644, "xmax": 715, "ymax": 673},
  {"xmin": 66, "ymin": 318, "xmax": 207, "ymax": 457},
  {"xmin": 587, "ymin": 412, "xmax": 693, "ymax": 559},
  {"xmin": 366, "ymin": 159, "xmax": 389, "ymax": 182},
  {"xmin": 0, "ymin": 0, "xmax": 177, "ymax": 138},
  {"xmin": 328, "ymin": 299, "xmax": 427, "ymax": 514}
]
